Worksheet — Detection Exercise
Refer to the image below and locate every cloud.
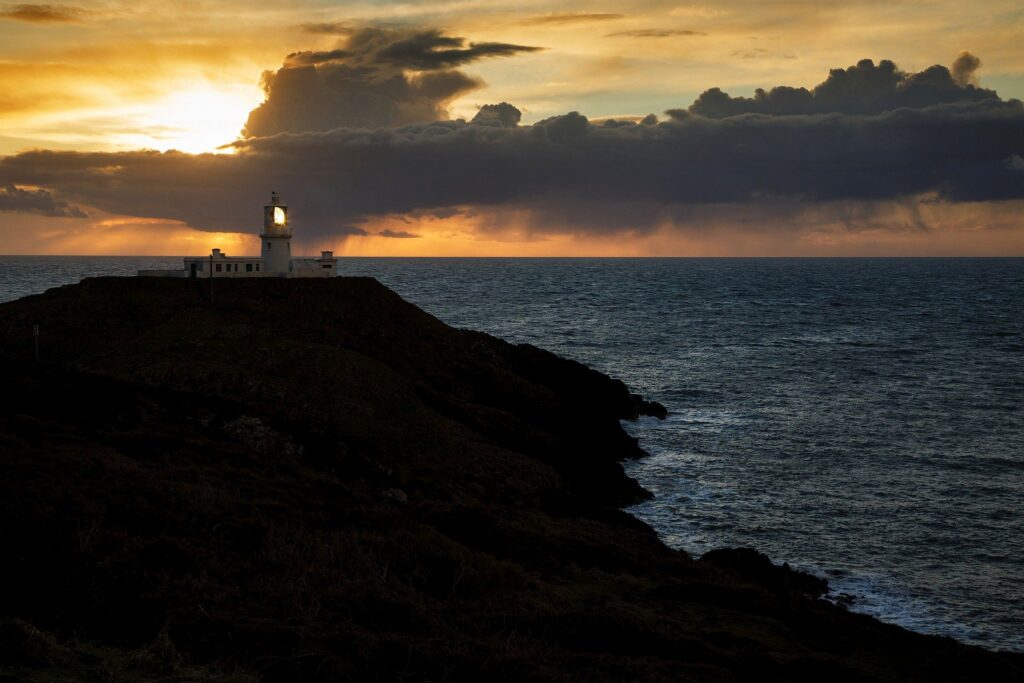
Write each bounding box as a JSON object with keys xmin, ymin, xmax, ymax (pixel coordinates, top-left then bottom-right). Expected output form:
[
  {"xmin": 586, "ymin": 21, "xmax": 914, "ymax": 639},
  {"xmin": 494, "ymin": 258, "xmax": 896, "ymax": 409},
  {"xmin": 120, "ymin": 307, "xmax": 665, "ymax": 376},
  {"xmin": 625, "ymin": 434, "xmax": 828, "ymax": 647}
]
[
  {"xmin": 337, "ymin": 224, "xmax": 369, "ymax": 236},
  {"xmin": 0, "ymin": 184, "xmax": 86, "ymax": 217},
  {"xmin": 1, "ymin": 56, "xmax": 1022, "ymax": 242},
  {"xmin": 951, "ymin": 50, "xmax": 981, "ymax": 86},
  {"xmin": 244, "ymin": 28, "xmax": 540, "ymax": 136},
  {"xmin": 519, "ymin": 13, "xmax": 623, "ymax": 26},
  {"xmin": 373, "ymin": 30, "xmax": 542, "ymax": 70},
  {"xmin": 731, "ymin": 48, "xmax": 796, "ymax": 60},
  {"xmin": 285, "ymin": 49, "xmax": 351, "ymax": 66},
  {"xmin": 471, "ymin": 102, "xmax": 521, "ymax": 127},
  {"xmin": 0, "ymin": 3, "xmax": 82, "ymax": 22},
  {"xmin": 1005, "ymin": 154, "xmax": 1024, "ymax": 171},
  {"xmin": 297, "ymin": 22, "xmax": 355, "ymax": 35},
  {"xmin": 606, "ymin": 29, "xmax": 706, "ymax": 38},
  {"xmin": 377, "ymin": 229, "xmax": 420, "ymax": 238},
  {"xmin": 690, "ymin": 54, "xmax": 997, "ymax": 117}
]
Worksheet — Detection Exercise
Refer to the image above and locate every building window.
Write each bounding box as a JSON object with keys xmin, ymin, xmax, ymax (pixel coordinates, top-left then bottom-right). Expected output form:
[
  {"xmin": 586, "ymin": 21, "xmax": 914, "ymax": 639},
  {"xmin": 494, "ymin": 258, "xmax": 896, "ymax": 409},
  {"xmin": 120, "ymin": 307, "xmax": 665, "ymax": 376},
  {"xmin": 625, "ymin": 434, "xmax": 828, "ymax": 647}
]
[
  {"xmin": 196, "ymin": 263, "xmax": 203, "ymax": 271},
  {"xmin": 322, "ymin": 264, "xmax": 331, "ymax": 269},
  {"xmin": 267, "ymin": 242, "xmax": 271, "ymax": 249},
  {"xmin": 255, "ymin": 264, "xmax": 260, "ymax": 271},
  {"xmin": 246, "ymin": 263, "xmax": 253, "ymax": 272},
  {"xmin": 215, "ymin": 263, "xmax": 222, "ymax": 272}
]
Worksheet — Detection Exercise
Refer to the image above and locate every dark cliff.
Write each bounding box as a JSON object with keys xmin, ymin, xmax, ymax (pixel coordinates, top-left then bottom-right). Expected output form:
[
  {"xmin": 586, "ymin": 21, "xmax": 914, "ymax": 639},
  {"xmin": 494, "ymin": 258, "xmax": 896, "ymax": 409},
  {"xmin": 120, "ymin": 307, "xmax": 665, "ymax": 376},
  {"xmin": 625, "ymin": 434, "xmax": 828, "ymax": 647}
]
[{"xmin": 0, "ymin": 277, "xmax": 1020, "ymax": 682}]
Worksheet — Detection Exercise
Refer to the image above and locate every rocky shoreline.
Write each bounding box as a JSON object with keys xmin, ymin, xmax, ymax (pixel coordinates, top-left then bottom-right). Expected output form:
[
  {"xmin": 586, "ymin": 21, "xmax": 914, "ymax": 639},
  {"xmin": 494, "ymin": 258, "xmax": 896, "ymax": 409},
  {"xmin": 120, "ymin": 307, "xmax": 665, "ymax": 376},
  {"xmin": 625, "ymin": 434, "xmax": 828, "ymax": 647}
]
[{"xmin": 0, "ymin": 277, "xmax": 1021, "ymax": 682}]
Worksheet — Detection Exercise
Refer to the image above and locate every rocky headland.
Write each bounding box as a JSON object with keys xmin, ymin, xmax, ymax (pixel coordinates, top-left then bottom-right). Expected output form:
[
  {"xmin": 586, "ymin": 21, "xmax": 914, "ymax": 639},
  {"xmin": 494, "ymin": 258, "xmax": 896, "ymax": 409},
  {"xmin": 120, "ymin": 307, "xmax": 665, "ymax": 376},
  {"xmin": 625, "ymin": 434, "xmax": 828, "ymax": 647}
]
[{"xmin": 0, "ymin": 277, "xmax": 1021, "ymax": 682}]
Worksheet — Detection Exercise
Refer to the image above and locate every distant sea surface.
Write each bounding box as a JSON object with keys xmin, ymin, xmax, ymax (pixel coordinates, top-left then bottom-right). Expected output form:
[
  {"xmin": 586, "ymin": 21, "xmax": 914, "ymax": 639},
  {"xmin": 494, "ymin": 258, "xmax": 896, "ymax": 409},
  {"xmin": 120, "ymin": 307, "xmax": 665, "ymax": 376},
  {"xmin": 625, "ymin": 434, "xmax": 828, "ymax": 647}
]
[{"xmin": 2, "ymin": 256, "xmax": 1022, "ymax": 652}]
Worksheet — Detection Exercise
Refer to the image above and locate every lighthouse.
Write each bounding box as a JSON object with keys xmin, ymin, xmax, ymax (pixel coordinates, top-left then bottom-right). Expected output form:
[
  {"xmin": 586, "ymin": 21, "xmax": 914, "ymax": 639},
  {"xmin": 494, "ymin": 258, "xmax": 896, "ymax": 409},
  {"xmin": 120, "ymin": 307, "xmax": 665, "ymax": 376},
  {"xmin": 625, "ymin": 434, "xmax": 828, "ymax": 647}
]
[
  {"xmin": 261, "ymin": 191, "xmax": 292, "ymax": 273},
  {"xmin": 139, "ymin": 191, "xmax": 338, "ymax": 278}
]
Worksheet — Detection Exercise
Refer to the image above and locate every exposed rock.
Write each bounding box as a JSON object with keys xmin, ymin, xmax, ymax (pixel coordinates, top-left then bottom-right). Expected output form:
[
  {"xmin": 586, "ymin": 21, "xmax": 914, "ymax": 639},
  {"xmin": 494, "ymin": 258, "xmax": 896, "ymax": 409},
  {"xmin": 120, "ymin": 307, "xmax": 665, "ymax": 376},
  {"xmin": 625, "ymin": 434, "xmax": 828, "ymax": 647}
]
[
  {"xmin": 700, "ymin": 547, "xmax": 829, "ymax": 599},
  {"xmin": 835, "ymin": 592, "xmax": 857, "ymax": 608},
  {"xmin": 627, "ymin": 393, "xmax": 669, "ymax": 420}
]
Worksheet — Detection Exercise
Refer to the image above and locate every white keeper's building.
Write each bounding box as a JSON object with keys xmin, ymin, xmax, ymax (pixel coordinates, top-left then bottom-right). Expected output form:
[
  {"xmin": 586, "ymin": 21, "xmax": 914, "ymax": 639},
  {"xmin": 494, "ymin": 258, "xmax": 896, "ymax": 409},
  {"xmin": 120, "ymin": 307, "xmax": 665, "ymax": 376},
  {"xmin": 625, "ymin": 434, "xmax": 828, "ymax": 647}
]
[{"xmin": 139, "ymin": 192, "xmax": 337, "ymax": 279}]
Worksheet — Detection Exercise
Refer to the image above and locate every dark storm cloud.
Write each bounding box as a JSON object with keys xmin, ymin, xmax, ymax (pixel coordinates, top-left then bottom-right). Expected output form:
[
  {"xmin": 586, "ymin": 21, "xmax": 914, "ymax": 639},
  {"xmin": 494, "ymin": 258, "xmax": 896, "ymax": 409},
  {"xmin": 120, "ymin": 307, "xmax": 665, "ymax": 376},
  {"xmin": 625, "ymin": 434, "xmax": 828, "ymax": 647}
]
[
  {"xmin": 285, "ymin": 49, "xmax": 351, "ymax": 66},
  {"xmin": 690, "ymin": 54, "xmax": 996, "ymax": 117},
  {"xmin": 1, "ymin": 57, "xmax": 1022, "ymax": 238},
  {"xmin": 0, "ymin": 184, "xmax": 86, "ymax": 217},
  {"xmin": 374, "ymin": 30, "xmax": 541, "ymax": 70},
  {"xmin": 0, "ymin": 3, "xmax": 81, "ymax": 22},
  {"xmin": 245, "ymin": 28, "xmax": 540, "ymax": 136},
  {"xmin": 607, "ymin": 29, "xmax": 706, "ymax": 38}
]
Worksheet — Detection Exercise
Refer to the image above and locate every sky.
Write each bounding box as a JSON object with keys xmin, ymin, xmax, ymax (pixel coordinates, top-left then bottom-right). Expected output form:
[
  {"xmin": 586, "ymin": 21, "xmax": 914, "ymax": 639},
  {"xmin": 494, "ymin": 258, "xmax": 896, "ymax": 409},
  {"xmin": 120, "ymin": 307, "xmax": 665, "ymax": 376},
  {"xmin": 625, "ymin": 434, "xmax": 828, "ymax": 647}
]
[{"xmin": 0, "ymin": 0, "xmax": 1022, "ymax": 256}]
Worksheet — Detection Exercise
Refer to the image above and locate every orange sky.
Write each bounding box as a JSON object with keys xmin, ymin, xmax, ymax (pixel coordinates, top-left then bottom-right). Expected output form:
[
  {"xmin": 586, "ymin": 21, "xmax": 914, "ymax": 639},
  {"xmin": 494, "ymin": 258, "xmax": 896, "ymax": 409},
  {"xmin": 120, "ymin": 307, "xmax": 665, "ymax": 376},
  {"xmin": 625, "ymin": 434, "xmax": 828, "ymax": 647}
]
[
  {"xmin": 0, "ymin": 0, "xmax": 1022, "ymax": 255},
  {"xmin": 3, "ymin": 197, "xmax": 1021, "ymax": 257}
]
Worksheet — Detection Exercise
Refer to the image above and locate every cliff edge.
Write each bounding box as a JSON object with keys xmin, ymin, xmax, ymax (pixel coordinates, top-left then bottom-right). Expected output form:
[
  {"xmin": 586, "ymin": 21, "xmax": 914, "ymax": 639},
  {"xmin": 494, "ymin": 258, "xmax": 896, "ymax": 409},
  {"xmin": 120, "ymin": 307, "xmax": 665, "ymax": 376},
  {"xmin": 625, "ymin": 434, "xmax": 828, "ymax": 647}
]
[{"xmin": 0, "ymin": 277, "xmax": 1020, "ymax": 682}]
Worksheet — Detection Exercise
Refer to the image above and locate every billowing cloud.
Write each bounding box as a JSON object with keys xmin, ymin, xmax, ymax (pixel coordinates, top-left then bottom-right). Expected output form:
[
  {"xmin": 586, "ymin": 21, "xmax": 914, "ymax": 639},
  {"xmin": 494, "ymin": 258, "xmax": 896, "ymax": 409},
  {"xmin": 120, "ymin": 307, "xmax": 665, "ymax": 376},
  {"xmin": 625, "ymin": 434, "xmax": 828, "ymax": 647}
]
[
  {"xmin": 0, "ymin": 56, "xmax": 1021, "ymax": 245},
  {"xmin": 0, "ymin": 184, "xmax": 86, "ymax": 217},
  {"xmin": 0, "ymin": 3, "xmax": 81, "ymax": 23},
  {"xmin": 471, "ymin": 102, "xmax": 521, "ymax": 127},
  {"xmin": 690, "ymin": 54, "xmax": 997, "ymax": 118},
  {"xmin": 244, "ymin": 28, "xmax": 540, "ymax": 136},
  {"xmin": 951, "ymin": 50, "xmax": 982, "ymax": 87}
]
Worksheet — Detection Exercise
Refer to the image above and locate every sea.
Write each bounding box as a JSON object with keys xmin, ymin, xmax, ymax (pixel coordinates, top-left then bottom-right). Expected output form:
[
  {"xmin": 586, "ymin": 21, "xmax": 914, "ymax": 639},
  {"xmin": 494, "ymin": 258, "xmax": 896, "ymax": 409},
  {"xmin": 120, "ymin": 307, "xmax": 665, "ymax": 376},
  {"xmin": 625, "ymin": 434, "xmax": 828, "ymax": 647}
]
[{"xmin": 1, "ymin": 256, "xmax": 1022, "ymax": 652}]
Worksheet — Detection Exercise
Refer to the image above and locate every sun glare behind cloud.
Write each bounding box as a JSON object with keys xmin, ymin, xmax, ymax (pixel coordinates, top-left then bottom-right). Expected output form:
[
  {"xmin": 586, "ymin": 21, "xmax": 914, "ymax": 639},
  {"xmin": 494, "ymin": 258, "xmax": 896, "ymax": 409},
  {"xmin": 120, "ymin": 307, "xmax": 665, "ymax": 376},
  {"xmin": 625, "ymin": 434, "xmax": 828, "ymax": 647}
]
[{"xmin": 115, "ymin": 83, "xmax": 263, "ymax": 154}]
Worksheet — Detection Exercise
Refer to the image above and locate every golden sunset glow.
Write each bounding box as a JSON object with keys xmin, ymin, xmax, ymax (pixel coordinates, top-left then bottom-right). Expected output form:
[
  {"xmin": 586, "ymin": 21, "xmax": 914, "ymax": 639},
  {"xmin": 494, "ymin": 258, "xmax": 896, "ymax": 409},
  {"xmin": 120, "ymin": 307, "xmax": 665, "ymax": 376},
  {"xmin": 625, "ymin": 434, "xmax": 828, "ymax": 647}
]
[
  {"xmin": 121, "ymin": 85, "xmax": 263, "ymax": 153},
  {"xmin": 0, "ymin": 0, "xmax": 1021, "ymax": 255}
]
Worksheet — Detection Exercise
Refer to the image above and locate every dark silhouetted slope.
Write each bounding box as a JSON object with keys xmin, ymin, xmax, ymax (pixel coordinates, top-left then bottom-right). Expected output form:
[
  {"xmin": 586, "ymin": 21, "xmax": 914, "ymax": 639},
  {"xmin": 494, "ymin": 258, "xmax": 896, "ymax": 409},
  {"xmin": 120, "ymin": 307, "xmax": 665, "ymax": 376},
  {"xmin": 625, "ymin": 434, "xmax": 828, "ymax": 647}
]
[{"xmin": 0, "ymin": 277, "xmax": 1020, "ymax": 682}]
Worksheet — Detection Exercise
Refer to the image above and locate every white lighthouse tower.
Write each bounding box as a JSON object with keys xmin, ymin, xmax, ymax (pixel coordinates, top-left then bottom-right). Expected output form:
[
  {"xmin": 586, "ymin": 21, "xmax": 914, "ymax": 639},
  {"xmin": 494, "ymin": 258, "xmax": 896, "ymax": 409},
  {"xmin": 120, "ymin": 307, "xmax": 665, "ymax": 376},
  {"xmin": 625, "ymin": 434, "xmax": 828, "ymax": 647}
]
[
  {"xmin": 261, "ymin": 191, "xmax": 292, "ymax": 273},
  {"xmin": 139, "ymin": 191, "xmax": 338, "ymax": 278}
]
